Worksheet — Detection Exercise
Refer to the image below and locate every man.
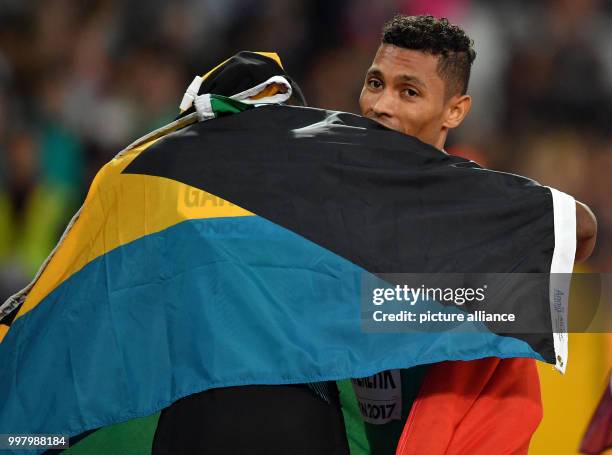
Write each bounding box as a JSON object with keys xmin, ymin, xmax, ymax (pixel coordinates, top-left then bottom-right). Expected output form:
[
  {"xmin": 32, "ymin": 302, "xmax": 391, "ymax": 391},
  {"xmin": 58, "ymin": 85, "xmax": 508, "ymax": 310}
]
[
  {"xmin": 153, "ymin": 18, "xmax": 597, "ymax": 454},
  {"xmin": 359, "ymin": 15, "xmax": 595, "ymax": 259},
  {"xmin": 151, "ymin": 51, "xmax": 352, "ymax": 455},
  {"xmin": 0, "ymin": 23, "xmax": 596, "ymax": 455},
  {"xmin": 345, "ymin": 14, "xmax": 597, "ymax": 454}
]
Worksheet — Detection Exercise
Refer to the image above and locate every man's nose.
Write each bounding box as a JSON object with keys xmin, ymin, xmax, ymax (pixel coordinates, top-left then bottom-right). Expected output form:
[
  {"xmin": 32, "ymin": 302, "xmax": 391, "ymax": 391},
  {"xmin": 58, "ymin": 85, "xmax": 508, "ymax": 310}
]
[{"xmin": 371, "ymin": 91, "xmax": 396, "ymax": 117}]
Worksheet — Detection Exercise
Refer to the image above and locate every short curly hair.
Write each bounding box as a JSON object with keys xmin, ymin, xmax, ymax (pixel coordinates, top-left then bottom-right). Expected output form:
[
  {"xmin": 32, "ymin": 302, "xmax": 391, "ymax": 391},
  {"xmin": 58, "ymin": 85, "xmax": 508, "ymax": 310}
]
[{"xmin": 382, "ymin": 15, "xmax": 476, "ymax": 97}]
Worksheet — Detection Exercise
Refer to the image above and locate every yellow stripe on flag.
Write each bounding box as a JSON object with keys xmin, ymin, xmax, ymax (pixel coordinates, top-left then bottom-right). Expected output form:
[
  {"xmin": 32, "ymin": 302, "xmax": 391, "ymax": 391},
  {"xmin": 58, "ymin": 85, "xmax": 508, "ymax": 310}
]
[
  {"xmin": 14, "ymin": 137, "xmax": 253, "ymax": 324},
  {"xmin": 0, "ymin": 325, "xmax": 8, "ymax": 343}
]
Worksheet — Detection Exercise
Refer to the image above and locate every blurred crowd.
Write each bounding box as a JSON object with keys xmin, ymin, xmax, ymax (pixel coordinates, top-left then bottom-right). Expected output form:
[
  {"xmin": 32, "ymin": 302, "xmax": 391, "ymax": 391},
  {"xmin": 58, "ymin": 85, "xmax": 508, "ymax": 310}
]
[{"xmin": 0, "ymin": 0, "xmax": 611, "ymax": 299}]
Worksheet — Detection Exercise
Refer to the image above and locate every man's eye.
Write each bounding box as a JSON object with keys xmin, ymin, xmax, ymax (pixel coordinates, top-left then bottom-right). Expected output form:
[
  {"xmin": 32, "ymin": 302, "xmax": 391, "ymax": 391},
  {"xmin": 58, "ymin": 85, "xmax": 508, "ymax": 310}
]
[
  {"xmin": 403, "ymin": 88, "xmax": 419, "ymax": 97},
  {"xmin": 368, "ymin": 79, "xmax": 382, "ymax": 89}
]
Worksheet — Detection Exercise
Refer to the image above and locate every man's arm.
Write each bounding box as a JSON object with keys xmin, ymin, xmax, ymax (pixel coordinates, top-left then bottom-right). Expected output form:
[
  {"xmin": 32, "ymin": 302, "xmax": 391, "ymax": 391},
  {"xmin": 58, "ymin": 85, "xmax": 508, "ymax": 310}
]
[{"xmin": 575, "ymin": 201, "xmax": 597, "ymax": 263}]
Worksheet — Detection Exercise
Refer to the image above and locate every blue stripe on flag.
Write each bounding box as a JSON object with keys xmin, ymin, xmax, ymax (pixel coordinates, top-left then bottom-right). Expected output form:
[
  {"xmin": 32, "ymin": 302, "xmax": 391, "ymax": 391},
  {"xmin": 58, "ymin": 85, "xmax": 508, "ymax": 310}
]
[{"xmin": 0, "ymin": 215, "xmax": 543, "ymax": 449}]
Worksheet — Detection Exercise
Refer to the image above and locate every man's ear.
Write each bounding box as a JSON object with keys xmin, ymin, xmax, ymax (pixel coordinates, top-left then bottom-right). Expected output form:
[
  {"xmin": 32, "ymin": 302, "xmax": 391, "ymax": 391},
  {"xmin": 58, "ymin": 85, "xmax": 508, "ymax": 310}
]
[{"xmin": 443, "ymin": 94, "xmax": 472, "ymax": 129}]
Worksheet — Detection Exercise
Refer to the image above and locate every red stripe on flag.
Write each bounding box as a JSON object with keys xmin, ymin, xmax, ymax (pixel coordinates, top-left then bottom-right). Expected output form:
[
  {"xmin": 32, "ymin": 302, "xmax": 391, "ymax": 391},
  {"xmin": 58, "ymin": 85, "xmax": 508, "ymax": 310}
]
[{"xmin": 396, "ymin": 358, "xmax": 542, "ymax": 455}]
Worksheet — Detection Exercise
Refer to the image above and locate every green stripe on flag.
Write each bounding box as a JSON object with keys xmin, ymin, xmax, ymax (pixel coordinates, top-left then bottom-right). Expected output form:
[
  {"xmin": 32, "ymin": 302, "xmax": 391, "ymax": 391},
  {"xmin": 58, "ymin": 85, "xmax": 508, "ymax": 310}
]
[
  {"xmin": 338, "ymin": 380, "xmax": 371, "ymax": 454},
  {"xmin": 65, "ymin": 413, "xmax": 159, "ymax": 455}
]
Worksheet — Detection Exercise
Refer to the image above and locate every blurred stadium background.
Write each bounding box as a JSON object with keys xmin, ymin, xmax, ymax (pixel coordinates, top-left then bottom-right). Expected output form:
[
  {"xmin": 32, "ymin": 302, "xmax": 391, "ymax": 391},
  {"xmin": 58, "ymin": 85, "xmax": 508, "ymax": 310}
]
[{"xmin": 0, "ymin": 0, "xmax": 610, "ymax": 453}]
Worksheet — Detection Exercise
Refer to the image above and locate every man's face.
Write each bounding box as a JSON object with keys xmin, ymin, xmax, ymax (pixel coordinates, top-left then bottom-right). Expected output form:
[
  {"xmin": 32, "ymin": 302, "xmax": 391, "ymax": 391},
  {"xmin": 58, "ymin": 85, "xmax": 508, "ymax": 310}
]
[{"xmin": 359, "ymin": 44, "xmax": 452, "ymax": 148}]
